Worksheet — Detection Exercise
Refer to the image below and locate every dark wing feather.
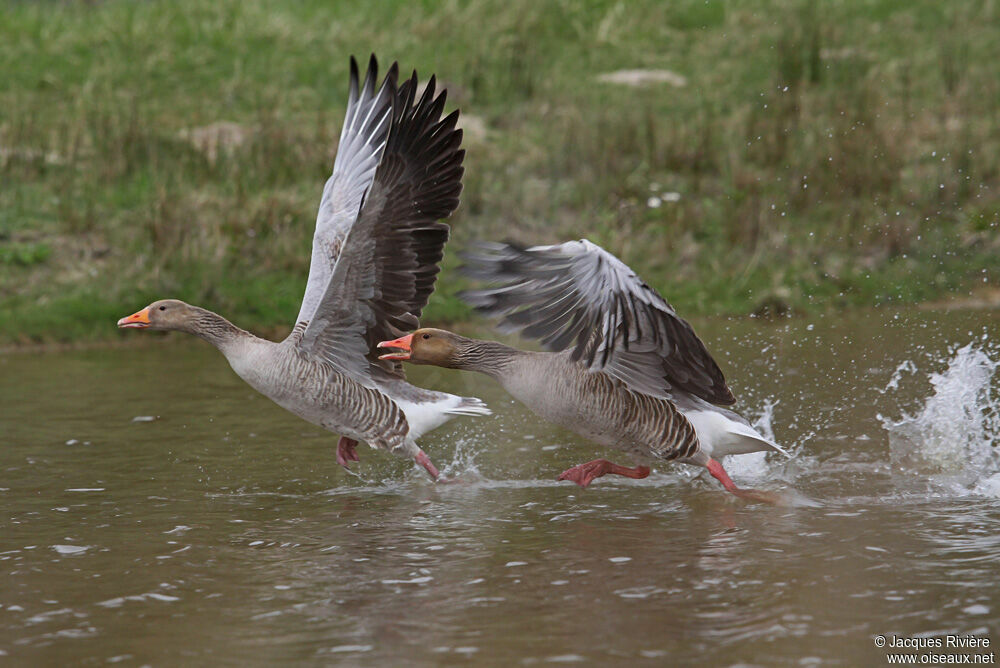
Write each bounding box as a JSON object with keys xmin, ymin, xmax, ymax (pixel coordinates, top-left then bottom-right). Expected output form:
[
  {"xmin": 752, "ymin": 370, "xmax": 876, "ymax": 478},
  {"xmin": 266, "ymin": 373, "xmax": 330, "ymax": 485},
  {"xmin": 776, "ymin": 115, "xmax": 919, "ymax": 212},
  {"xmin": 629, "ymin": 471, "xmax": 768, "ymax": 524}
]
[
  {"xmin": 460, "ymin": 240, "xmax": 736, "ymax": 405},
  {"xmin": 297, "ymin": 70, "xmax": 464, "ymax": 382}
]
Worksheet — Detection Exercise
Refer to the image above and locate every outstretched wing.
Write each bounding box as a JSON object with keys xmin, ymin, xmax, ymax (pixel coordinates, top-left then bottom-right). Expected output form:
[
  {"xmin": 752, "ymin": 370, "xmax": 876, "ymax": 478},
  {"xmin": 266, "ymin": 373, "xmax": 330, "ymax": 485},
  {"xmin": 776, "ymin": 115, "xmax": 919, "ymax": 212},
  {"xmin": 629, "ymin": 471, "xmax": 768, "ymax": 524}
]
[
  {"xmin": 296, "ymin": 55, "xmax": 398, "ymax": 326},
  {"xmin": 459, "ymin": 240, "xmax": 736, "ymax": 405},
  {"xmin": 296, "ymin": 70, "xmax": 464, "ymax": 383}
]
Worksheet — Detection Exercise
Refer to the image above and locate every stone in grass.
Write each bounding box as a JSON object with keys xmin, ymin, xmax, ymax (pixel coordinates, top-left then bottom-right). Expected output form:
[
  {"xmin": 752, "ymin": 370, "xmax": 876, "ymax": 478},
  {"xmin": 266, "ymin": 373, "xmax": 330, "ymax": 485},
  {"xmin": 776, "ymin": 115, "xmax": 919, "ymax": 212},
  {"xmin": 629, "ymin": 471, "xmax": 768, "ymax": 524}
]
[{"xmin": 596, "ymin": 69, "xmax": 687, "ymax": 88}]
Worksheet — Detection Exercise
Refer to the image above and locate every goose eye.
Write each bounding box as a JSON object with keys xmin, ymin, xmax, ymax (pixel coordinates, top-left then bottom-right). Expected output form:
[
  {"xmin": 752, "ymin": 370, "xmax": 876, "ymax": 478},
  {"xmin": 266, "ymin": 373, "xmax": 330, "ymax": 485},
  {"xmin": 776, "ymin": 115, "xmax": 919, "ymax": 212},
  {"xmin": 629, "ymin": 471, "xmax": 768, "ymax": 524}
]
[
  {"xmin": 159, "ymin": 306, "xmax": 166, "ymax": 311},
  {"xmin": 422, "ymin": 334, "xmax": 430, "ymax": 340}
]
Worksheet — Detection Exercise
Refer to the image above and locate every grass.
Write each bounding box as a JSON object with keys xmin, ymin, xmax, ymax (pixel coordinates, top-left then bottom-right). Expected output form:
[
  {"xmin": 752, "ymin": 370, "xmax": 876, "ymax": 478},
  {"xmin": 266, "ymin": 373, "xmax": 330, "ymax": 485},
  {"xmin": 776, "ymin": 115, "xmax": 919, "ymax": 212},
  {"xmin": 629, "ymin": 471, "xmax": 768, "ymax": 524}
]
[{"xmin": 1, "ymin": 0, "xmax": 999, "ymax": 344}]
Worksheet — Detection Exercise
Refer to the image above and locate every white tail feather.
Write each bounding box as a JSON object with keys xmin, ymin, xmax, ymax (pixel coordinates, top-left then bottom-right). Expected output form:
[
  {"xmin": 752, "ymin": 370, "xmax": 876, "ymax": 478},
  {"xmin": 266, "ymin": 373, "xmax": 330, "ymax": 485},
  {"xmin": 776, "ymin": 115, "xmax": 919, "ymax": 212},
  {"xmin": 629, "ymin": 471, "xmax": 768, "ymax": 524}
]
[
  {"xmin": 396, "ymin": 394, "xmax": 491, "ymax": 439},
  {"xmin": 446, "ymin": 397, "xmax": 492, "ymax": 417},
  {"xmin": 685, "ymin": 409, "xmax": 791, "ymax": 459}
]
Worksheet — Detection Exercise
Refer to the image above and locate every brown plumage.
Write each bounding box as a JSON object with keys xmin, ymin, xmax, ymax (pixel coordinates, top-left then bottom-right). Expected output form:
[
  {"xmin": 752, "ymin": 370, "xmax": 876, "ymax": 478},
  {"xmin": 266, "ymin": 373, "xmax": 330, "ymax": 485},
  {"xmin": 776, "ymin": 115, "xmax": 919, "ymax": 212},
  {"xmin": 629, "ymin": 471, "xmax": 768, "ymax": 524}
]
[
  {"xmin": 459, "ymin": 240, "xmax": 736, "ymax": 405},
  {"xmin": 117, "ymin": 56, "xmax": 489, "ymax": 479},
  {"xmin": 436, "ymin": 239, "xmax": 788, "ymax": 501},
  {"xmin": 378, "ymin": 324, "xmax": 784, "ymax": 503}
]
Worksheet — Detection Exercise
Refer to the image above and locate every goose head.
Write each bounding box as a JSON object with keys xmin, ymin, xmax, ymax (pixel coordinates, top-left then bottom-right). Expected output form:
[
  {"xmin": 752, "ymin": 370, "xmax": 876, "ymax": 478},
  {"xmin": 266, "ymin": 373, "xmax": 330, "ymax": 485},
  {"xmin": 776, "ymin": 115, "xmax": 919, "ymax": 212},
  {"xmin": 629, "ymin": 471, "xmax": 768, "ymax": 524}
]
[
  {"xmin": 117, "ymin": 299, "xmax": 200, "ymax": 333},
  {"xmin": 377, "ymin": 328, "xmax": 466, "ymax": 367}
]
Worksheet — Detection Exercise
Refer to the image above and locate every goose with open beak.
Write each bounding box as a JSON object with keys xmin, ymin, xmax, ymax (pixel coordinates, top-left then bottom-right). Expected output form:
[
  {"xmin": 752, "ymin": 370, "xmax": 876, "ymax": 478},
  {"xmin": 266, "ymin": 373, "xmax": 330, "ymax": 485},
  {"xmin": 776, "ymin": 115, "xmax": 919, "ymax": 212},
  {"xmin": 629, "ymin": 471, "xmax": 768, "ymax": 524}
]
[{"xmin": 378, "ymin": 240, "xmax": 789, "ymax": 503}]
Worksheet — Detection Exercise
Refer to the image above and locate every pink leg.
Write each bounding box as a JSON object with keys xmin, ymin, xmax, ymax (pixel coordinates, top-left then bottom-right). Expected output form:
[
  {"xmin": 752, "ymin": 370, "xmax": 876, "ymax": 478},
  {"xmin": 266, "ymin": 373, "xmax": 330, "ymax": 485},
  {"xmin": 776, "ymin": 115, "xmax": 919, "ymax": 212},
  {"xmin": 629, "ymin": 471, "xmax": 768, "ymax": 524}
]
[
  {"xmin": 706, "ymin": 458, "xmax": 782, "ymax": 505},
  {"xmin": 414, "ymin": 450, "xmax": 442, "ymax": 481},
  {"xmin": 557, "ymin": 459, "xmax": 651, "ymax": 488},
  {"xmin": 336, "ymin": 436, "xmax": 360, "ymax": 469}
]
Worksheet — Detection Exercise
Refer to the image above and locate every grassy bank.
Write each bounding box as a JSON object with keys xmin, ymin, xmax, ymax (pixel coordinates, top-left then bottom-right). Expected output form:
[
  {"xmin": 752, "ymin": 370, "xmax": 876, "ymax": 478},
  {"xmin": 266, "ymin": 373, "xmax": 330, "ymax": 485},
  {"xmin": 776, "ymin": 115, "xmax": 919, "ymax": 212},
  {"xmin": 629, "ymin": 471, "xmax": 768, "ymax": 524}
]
[{"xmin": 2, "ymin": 0, "xmax": 998, "ymax": 344}]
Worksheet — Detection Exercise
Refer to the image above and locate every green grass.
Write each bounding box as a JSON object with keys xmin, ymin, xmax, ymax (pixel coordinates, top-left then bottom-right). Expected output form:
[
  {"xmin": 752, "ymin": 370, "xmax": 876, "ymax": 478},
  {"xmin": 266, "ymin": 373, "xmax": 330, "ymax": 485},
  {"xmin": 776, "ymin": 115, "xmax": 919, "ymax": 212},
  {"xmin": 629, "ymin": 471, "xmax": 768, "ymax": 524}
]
[{"xmin": 1, "ymin": 0, "xmax": 999, "ymax": 344}]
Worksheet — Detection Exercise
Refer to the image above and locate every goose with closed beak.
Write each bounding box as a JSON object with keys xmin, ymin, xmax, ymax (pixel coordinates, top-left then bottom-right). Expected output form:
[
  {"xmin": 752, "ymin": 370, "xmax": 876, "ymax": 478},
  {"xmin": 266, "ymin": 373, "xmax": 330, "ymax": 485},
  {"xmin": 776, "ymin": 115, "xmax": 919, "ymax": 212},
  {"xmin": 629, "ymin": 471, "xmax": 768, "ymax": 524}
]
[
  {"xmin": 378, "ymin": 240, "xmax": 788, "ymax": 502},
  {"xmin": 118, "ymin": 56, "xmax": 490, "ymax": 480}
]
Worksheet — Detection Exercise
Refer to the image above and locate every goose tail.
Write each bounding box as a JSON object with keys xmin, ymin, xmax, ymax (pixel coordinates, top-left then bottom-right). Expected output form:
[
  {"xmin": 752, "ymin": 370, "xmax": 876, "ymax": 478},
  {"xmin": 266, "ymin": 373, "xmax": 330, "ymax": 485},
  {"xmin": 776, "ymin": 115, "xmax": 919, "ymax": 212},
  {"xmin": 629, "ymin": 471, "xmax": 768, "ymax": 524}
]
[{"xmin": 445, "ymin": 396, "xmax": 492, "ymax": 417}]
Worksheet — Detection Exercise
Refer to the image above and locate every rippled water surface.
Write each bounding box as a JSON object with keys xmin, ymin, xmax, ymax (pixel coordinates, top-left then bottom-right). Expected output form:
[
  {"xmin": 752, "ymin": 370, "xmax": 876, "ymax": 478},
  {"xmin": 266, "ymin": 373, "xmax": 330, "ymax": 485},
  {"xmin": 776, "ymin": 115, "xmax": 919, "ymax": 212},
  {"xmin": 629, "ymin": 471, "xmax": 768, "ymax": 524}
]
[{"xmin": 2, "ymin": 309, "xmax": 998, "ymax": 665}]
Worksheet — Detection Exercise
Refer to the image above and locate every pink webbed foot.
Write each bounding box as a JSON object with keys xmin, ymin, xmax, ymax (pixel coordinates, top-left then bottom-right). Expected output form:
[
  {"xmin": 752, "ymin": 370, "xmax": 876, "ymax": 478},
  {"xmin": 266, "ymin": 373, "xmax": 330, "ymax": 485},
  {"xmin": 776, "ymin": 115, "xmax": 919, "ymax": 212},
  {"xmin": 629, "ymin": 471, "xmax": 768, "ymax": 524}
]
[
  {"xmin": 706, "ymin": 458, "xmax": 783, "ymax": 505},
  {"xmin": 336, "ymin": 436, "xmax": 360, "ymax": 469},
  {"xmin": 557, "ymin": 459, "xmax": 651, "ymax": 488}
]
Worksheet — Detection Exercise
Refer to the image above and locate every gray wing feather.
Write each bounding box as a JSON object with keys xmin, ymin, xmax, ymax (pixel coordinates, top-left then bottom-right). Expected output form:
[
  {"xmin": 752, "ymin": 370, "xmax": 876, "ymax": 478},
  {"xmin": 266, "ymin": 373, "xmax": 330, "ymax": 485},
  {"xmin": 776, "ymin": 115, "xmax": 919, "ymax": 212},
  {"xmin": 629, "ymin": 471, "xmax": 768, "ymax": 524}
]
[
  {"xmin": 297, "ymin": 70, "xmax": 464, "ymax": 383},
  {"xmin": 298, "ymin": 218, "xmax": 380, "ymax": 386},
  {"xmin": 460, "ymin": 239, "xmax": 736, "ymax": 405},
  {"xmin": 296, "ymin": 55, "xmax": 398, "ymax": 326}
]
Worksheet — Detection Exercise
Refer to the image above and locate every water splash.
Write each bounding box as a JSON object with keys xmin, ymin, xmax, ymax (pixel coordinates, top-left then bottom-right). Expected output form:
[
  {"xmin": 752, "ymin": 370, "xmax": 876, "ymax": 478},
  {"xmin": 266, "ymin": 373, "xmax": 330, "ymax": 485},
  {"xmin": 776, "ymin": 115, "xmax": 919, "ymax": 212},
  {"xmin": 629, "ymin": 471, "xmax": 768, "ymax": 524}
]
[
  {"xmin": 879, "ymin": 342, "xmax": 1000, "ymax": 494},
  {"xmin": 752, "ymin": 398, "xmax": 779, "ymax": 443},
  {"xmin": 440, "ymin": 435, "xmax": 486, "ymax": 481},
  {"xmin": 878, "ymin": 359, "xmax": 918, "ymax": 395}
]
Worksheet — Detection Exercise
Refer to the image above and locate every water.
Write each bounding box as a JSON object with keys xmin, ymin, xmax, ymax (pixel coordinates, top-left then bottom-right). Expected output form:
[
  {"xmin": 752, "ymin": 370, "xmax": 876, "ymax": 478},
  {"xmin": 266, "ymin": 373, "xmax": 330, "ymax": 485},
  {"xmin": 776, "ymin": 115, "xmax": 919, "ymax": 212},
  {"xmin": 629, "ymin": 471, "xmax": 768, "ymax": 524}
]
[
  {"xmin": 880, "ymin": 342, "xmax": 1000, "ymax": 491},
  {"xmin": 1, "ymin": 308, "xmax": 998, "ymax": 665}
]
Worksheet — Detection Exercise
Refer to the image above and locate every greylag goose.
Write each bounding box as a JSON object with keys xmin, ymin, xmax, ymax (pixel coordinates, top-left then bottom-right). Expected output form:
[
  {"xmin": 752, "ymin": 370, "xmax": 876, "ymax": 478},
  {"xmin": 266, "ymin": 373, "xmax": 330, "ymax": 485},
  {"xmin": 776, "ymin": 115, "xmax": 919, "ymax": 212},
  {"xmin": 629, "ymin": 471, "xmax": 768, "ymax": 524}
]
[
  {"xmin": 377, "ymin": 240, "xmax": 787, "ymax": 502},
  {"xmin": 117, "ymin": 56, "xmax": 489, "ymax": 480}
]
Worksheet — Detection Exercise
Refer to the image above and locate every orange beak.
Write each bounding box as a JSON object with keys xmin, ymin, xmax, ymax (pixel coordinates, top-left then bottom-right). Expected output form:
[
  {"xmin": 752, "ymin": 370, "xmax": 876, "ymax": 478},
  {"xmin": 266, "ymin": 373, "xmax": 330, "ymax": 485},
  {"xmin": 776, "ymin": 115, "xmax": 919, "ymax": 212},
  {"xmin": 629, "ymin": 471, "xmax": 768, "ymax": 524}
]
[
  {"xmin": 117, "ymin": 308, "xmax": 151, "ymax": 329},
  {"xmin": 377, "ymin": 334, "xmax": 413, "ymax": 361}
]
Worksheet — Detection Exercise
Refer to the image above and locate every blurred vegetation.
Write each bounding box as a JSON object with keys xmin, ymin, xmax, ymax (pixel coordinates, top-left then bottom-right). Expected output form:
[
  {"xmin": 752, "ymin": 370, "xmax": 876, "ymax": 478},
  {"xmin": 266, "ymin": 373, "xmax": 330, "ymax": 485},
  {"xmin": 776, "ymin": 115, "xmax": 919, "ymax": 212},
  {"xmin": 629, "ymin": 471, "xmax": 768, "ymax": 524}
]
[{"xmin": 1, "ymin": 0, "xmax": 998, "ymax": 344}]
